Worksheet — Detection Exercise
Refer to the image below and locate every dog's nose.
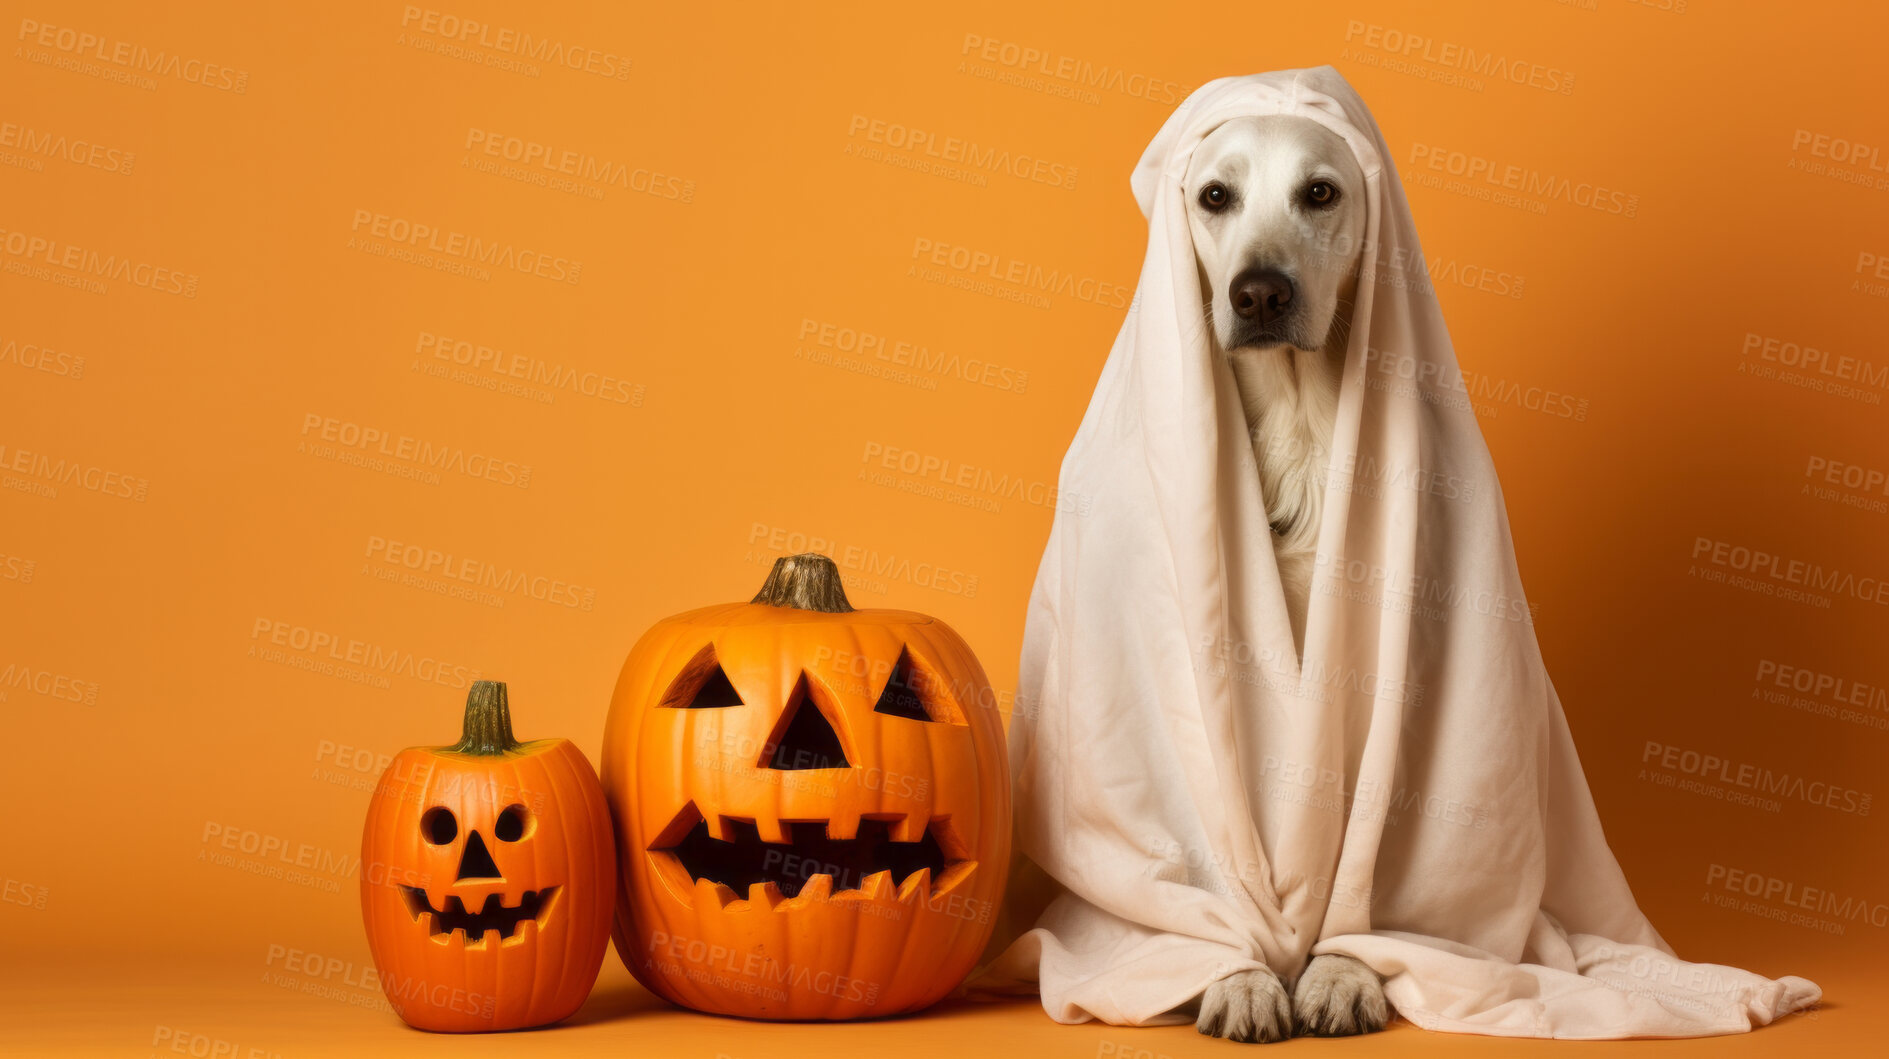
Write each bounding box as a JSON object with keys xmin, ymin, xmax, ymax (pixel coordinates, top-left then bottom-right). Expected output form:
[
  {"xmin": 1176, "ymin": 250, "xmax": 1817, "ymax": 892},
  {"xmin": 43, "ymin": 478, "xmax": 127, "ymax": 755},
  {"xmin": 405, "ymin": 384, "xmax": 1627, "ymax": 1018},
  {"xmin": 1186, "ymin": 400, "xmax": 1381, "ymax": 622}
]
[{"xmin": 1231, "ymin": 269, "xmax": 1294, "ymax": 323}]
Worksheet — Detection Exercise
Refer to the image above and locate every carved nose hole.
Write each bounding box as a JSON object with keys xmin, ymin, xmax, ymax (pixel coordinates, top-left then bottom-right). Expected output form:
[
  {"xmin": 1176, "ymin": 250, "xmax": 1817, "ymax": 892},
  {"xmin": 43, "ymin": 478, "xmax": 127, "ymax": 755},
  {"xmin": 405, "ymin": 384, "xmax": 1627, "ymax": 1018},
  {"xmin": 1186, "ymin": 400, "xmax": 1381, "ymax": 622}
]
[
  {"xmin": 456, "ymin": 831, "xmax": 502, "ymax": 880},
  {"xmin": 763, "ymin": 675, "xmax": 851, "ymax": 771}
]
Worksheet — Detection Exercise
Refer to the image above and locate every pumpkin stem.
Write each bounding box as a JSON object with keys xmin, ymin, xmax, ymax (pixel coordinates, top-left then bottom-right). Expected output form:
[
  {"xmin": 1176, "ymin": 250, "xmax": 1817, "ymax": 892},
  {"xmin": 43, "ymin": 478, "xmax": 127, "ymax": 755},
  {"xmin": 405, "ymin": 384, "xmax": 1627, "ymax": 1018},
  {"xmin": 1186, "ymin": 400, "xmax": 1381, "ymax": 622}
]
[
  {"xmin": 449, "ymin": 681, "xmax": 522, "ymax": 755},
  {"xmin": 752, "ymin": 553, "xmax": 854, "ymax": 613}
]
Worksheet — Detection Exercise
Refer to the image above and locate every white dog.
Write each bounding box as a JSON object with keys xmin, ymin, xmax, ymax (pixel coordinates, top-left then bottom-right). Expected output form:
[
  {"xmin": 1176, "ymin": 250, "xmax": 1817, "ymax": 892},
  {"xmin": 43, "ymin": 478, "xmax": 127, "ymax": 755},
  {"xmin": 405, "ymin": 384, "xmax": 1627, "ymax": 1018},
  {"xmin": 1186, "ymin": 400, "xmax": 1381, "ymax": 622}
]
[{"xmin": 1183, "ymin": 114, "xmax": 1388, "ymax": 1042}]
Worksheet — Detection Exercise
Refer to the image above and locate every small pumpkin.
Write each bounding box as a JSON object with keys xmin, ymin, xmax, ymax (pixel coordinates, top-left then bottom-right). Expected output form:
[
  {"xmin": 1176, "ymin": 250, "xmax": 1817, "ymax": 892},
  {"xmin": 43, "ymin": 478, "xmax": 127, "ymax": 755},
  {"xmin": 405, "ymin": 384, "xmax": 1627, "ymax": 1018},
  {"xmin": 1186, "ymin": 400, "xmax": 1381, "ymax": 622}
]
[
  {"xmin": 361, "ymin": 681, "xmax": 615, "ymax": 1031},
  {"xmin": 601, "ymin": 554, "xmax": 1010, "ymax": 1019}
]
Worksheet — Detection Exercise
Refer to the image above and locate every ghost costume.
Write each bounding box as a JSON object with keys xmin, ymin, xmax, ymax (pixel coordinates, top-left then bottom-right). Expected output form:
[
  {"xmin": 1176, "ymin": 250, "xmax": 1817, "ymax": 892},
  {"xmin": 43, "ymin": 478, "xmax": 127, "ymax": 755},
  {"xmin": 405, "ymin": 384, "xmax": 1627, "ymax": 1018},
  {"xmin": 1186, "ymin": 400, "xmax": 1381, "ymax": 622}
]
[{"xmin": 983, "ymin": 67, "xmax": 1819, "ymax": 1038}]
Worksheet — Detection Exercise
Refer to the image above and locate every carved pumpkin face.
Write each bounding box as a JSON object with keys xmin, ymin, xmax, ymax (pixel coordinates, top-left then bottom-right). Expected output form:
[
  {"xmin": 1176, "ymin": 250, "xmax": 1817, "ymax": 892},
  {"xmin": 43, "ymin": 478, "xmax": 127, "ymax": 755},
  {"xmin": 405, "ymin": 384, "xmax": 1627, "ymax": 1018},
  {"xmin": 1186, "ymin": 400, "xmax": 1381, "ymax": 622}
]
[
  {"xmin": 601, "ymin": 555, "xmax": 1010, "ymax": 1019},
  {"xmin": 361, "ymin": 682, "xmax": 616, "ymax": 1032}
]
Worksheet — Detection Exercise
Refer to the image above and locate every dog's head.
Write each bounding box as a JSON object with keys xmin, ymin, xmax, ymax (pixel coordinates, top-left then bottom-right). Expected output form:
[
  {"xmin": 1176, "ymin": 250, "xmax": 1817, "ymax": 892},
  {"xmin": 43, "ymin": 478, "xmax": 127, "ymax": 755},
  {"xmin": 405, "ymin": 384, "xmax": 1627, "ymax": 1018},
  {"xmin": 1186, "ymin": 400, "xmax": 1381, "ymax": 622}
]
[{"xmin": 1184, "ymin": 115, "xmax": 1367, "ymax": 356}]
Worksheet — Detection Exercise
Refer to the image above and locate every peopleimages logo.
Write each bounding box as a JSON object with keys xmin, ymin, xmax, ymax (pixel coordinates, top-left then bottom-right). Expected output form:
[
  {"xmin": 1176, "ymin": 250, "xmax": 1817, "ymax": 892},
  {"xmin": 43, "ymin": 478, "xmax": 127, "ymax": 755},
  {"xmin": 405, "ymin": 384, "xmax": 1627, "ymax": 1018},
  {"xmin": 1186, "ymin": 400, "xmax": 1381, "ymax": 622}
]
[
  {"xmin": 0, "ymin": 551, "xmax": 35, "ymax": 583},
  {"xmin": 859, "ymin": 441, "xmax": 1089, "ymax": 515},
  {"xmin": 1, "ymin": 336, "xmax": 85, "ymax": 378},
  {"xmin": 1706, "ymin": 864, "xmax": 1889, "ymax": 930},
  {"xmin": 363, "ymin": 534, "xmax": 597, "ymax": 611},
  {"xmin": 909, "ymin": 237, "xmax": 1130, "ymax": 309},
  {"xmin": 299, "ymin": 413, "xmax": 533, "ymax": 489},
  {"xmin": 15, "ymin": 18, "xmax": 250, "ymax": 92},
  {"xmin": 349, "ymin": 210, "xmax": 581, "ymax": 284},
  {"xmin": 1361, "ymin": 346, "xmax": 1589, "ymax": 422},
  {"xmin": 1407, "ymin": 143, "xmax": 1638, "ymax": 216},
  {"xmin": 747, "ymin": 523, "xmax": 981, "ymax": 599},
  {"xmin": 644, "ymin": 930, "xmax": 881, "ymax": 1006},
  {"xmin": 795, "ymin": 318, "xmax": 1028, "ymax": 394},
  {"xmin": 1343, "ymin": 21, "xmax": 1575, "ymax": 95},
  {"xmin": 1791, "ymin": 129, "xmax": 1889, "ymax": 172},
  {"xmin": 846, "ymin": 114, "xmax": 1078, "ymax": 190},
  {"xmin": 1690, "ymin": 536, "xmax": 1889, "ymax": 607},
  {"xmin": 462, "ymin": 129, "xmax": 693, "ymax": 202},
  {"xmin": 397, "ymin": 7, "xmax": 630, "ymax": 79},
  {"xmin": 0, "ymin": 119, "xmax": 135, "ymax": 174},
  {"xmin": 416, "ymin": 332, "xmax": 640, "ymax": 405},
  {"xmin": 249, "ymin": 617, "xmax": 480, "ymax": 690},
  {"xmin": 1756, "ymin": 659, "xmax": 1888, "ymax": 711},
  {"xmin": 1742, "ymin": 332, "xmax": 1889, "ymax": 390},
  {"xmin": 958, "ymin": 34, "xmax": 1189, "ymax": 106},
  {"xmin": 1642, "ymin": 741, "xmax": 1871, "ymax": 815},
  {"xmin": 0, "ymin": 662, "xmax": 99, "ymax": 705},
  {"xmin": 0, "ymin": 441, "xmax": 148, "ymax": 501},
  {"xmin": 1314, "ymin": 551, "xmax": 1534, "ymax": 626},
  {"xmin": 0, "ymin": 225, "xmax": 198, "ymax": 295}
]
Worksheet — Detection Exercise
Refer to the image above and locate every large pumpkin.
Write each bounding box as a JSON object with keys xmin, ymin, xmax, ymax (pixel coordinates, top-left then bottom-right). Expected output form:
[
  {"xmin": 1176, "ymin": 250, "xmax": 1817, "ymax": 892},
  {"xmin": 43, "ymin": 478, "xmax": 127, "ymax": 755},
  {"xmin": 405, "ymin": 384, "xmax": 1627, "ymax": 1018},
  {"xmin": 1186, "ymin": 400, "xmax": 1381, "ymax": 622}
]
[
  {"xmin": 361, "ymin": 681, "xmax": 616, "ymax": 1031},
  {"xmin": 601, "ymin": 554, "xmax": 1010, "ymax": 1019}
]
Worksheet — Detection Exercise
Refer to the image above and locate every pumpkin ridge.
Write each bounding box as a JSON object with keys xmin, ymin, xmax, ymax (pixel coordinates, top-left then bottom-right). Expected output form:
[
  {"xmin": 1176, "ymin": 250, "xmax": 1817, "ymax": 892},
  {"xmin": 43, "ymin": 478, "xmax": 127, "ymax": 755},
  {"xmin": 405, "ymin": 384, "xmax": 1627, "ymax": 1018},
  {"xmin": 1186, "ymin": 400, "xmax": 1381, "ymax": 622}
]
[{"xmin": 533, "ymin": 747, "xmax": 570, "ymax": 1019}]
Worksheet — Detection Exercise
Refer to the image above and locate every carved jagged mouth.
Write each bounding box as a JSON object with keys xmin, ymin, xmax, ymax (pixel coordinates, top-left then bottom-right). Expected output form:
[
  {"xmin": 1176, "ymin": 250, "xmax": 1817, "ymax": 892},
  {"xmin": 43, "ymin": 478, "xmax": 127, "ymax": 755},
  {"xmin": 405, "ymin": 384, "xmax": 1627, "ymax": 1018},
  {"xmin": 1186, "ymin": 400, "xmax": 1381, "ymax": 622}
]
[
  {"xmin": 649, "ymin": 804, "xmax": 974, "ymax": 907},
  {"xmin": 401, "ymin": 885, "xmax": 557, "ymax": 942}
]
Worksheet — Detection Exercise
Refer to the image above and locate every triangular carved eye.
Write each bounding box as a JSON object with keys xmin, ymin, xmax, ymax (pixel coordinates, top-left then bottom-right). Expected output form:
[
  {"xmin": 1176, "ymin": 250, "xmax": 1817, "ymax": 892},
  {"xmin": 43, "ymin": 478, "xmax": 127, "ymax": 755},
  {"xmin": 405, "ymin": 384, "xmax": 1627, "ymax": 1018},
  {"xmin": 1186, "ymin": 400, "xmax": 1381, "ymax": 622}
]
[
  {"xmin": 871, "ymin": 647, "xmax": 965, "ymax": 724},
  {"xmin": 660, "ymin": 644, "xmax": 743, "ymax": 709}
]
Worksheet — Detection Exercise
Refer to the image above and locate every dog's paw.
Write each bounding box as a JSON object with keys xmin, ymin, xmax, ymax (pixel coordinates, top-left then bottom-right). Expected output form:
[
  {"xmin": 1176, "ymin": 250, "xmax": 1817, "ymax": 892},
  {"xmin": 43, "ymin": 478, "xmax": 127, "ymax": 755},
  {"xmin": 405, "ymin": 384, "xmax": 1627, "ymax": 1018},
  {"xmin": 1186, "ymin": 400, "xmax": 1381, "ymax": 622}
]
[
  {"xmin": 1291, "ymin": 953, "xmax": 1389, "ymax": 1037},
  {"xmin": 1196, "ymin": 968, "xmax": 1293, "ymax": 1044}
]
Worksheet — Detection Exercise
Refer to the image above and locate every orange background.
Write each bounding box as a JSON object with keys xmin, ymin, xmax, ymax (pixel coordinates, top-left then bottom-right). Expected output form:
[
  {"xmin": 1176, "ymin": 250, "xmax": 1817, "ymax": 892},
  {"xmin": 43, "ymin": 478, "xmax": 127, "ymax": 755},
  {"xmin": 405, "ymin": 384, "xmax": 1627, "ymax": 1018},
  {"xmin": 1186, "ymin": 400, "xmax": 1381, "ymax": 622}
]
[{"xmin": 4, "ymin": 1, "xmax": 1886, "ymax": 1055}]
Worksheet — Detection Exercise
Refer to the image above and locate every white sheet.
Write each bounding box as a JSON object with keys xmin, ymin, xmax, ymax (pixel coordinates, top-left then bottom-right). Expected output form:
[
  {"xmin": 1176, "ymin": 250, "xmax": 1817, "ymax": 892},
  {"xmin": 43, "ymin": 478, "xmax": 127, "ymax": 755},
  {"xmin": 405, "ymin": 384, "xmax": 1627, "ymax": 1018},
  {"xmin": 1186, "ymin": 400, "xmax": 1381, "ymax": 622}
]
[{"xmin": 980, "ymin": 66, "xmax": 1820, "ymax": 1038}]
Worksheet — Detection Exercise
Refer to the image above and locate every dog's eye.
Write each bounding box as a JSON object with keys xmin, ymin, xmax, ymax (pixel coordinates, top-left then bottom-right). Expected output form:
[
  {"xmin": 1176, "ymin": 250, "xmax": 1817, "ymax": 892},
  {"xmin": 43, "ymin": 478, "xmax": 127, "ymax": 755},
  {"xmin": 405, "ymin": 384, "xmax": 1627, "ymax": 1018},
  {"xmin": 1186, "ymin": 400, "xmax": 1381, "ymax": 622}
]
[
  {"xmin": 1198, "ymin": 182, "xmax": 1229, "ymax": 212},
  {"xmin": 1305, "ymin": 181, "xmax": 1339, "ymax": 208}
]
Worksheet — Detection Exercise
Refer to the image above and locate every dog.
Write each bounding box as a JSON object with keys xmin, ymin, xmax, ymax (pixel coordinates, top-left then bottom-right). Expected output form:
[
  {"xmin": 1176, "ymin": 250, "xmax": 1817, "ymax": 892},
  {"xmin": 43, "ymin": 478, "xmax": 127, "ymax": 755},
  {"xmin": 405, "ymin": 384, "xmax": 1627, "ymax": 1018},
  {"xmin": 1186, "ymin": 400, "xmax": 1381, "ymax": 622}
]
[
  {"xmin": 1187, "ymin": 114, "xmax": 1365, "ymax": 658},
  {"xmin": 1182, "ymin": 114, "xmax": 1389, "ymax": 1042}
]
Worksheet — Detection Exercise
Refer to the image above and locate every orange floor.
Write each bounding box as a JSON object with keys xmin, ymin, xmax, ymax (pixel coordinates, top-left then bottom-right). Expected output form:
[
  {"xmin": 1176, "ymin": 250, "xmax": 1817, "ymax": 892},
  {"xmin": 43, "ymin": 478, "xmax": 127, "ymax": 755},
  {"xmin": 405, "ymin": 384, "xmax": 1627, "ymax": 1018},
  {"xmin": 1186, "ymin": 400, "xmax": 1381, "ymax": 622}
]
[{"xmin": 4, "ymin": 951, "xmax": 1867, "ymax": 1058}]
